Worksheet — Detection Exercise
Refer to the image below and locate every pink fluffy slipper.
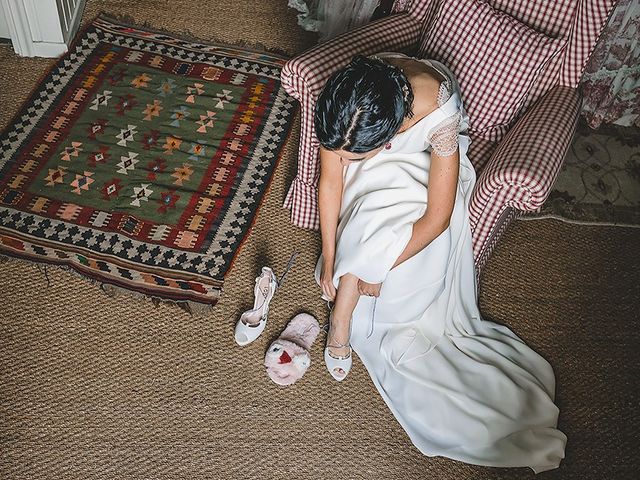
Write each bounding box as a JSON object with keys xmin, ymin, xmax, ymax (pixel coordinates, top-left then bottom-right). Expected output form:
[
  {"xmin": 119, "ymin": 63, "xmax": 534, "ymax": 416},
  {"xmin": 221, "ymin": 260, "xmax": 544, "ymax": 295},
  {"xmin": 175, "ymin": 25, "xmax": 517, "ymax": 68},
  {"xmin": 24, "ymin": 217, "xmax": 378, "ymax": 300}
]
[{"xmin": 264, "ymin": 313, "xmax": 320, "ymax": 386}]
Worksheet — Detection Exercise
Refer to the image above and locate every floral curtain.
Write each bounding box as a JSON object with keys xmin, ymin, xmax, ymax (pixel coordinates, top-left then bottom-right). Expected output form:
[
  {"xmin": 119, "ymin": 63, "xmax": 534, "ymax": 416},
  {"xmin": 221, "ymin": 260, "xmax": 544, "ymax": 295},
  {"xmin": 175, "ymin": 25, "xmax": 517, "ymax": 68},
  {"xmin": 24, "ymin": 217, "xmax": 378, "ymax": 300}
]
[
  {"xmin": 391, "ymin": 0, "xmax": 411, "ymax": 12},
  {"xmin": 288, "ymin": 0, "xmax": 381, "ymax": 42},
  {"xmin": 581, "ymin": 0, "xmax": 640, "ymax": 129}
]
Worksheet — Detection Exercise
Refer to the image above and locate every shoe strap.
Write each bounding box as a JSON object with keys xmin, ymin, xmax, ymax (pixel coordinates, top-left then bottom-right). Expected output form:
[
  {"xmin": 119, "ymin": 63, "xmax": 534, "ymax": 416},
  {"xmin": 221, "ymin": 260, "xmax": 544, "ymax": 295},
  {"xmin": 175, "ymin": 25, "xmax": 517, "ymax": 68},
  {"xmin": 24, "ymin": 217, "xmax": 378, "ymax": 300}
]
[
  {"xmin": 326, "ymin": 344, "xmax": 352, "ymax": 360},
  {"xmin": 275, "ymin": 250, "xmax": 298, "ymax": 289},
  {"xmin": 252, "ymin": 270, "xmax": 276, "ymax": 317},
  {"xmin": 326, "ymin": 324, "xmax": 352, "ymax": 353},
  {"xmin": 326, "ymin": 340, "xmax": 351, "ymax": 350}
]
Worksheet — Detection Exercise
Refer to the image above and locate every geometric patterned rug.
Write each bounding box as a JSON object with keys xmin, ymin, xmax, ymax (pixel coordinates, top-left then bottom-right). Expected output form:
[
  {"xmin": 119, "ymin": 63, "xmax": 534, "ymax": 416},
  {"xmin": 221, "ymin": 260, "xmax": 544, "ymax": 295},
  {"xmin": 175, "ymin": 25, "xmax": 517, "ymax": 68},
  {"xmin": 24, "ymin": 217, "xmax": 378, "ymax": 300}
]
[{"xmin": 0, "ymin": 16, "xmax": 296, "ymax": 309}]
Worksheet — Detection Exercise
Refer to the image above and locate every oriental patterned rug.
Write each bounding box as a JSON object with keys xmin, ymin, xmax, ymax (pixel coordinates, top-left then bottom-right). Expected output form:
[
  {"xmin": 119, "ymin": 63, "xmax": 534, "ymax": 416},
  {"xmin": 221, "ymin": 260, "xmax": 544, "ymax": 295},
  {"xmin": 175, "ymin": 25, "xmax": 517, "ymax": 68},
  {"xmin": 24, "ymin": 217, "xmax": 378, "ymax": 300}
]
[
  {"xmin": 521, "ymin": 120, "xmax": 640, "ymax": 228},
  {"xmin": 0, "ymin": 16, "xmax": 296, "ymax": 309}
]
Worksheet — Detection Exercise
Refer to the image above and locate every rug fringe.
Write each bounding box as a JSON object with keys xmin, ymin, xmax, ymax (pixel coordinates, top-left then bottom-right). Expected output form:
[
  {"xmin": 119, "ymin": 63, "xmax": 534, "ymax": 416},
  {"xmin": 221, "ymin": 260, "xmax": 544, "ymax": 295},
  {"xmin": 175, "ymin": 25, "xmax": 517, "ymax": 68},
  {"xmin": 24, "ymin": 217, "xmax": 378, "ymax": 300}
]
[
  {"xmin": 96, "ymin": 12, "xmax": 295, "ymax": 59},
  {"xmin": 0, "ymin": 254, "xmax": 217, "ymax": 317},
  {"xmin": 518, "ymin": 214, "xmax": 640, "ymax": 229}
]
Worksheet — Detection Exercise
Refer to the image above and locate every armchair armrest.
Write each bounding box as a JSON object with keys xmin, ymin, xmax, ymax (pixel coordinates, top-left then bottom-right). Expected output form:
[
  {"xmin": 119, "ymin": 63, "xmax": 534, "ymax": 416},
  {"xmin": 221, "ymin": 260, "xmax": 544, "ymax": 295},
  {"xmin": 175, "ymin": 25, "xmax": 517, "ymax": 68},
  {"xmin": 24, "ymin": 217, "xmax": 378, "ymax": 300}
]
[
  {"xmin": 281, "ymin": 13, "xmax": 421, "ymax": 230},
  {"xmin": 282, "ymin": 12, "xmax": 421, "ymax": 100},
  {"xmin": 469, "ymin": 86, "xmax": 581, "ymax": 265}
]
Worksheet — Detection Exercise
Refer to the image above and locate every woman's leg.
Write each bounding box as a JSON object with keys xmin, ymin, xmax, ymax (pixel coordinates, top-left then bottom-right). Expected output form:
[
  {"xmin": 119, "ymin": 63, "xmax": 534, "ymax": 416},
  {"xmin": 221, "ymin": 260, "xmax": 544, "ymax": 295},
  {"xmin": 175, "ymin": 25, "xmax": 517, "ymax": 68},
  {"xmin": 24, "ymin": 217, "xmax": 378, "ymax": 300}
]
[{"xmin": 327, "ymin": 272, "xmax": 360, "ymax": 375}]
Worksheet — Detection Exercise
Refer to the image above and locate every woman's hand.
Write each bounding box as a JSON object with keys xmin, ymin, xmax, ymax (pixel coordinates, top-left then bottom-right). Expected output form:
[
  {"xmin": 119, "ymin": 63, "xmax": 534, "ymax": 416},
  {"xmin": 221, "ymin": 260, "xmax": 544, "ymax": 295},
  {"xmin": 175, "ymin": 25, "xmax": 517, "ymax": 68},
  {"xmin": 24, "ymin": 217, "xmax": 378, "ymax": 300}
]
[
  {"xmin": 320, "ymin": 258, "xmax": 337, "ymax": 301},
  {"xmin": 358, "ymin": 279, "xmax": 382, "ymax": 297}
]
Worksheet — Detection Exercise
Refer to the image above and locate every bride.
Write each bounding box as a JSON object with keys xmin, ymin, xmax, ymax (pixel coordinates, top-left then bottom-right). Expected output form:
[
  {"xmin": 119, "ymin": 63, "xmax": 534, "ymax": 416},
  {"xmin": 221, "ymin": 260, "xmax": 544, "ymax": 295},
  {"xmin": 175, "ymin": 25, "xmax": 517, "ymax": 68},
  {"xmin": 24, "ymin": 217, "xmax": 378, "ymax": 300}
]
[{"xmin": 313, "ymin": 54, "xmax": 567, "ymax": 472}]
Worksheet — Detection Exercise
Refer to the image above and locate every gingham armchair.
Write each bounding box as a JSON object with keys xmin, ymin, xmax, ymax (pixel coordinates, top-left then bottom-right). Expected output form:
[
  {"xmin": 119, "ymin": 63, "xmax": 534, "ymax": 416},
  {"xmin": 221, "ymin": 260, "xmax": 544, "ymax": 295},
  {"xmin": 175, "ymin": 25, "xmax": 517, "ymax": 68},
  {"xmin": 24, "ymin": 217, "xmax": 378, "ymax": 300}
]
[{"xmin": 281, "ymin": 0, "xmax": 615, "ymax": 275}]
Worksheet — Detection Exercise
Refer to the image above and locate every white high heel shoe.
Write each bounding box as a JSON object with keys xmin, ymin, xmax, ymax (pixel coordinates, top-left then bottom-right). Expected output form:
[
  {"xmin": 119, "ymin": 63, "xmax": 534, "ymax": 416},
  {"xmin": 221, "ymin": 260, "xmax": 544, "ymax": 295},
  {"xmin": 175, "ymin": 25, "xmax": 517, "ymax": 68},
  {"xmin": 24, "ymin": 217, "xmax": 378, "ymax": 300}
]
[
  {"xmin": 324, "ymin": 313, "xmax": 352, "ymax": 381},
  {"xmin": 234, "ymin": 267, "xmax": 278, "ymax": 346}
]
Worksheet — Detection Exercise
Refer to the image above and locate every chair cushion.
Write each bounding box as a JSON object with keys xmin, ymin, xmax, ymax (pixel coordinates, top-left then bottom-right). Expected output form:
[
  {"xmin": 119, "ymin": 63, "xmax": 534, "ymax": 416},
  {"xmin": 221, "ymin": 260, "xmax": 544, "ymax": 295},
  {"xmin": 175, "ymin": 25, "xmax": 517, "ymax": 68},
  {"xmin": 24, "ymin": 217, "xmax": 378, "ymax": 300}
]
[
  {"xmin": 487, "ymin": 0, "xmax": 577, "ymax": 38},
  {"xmin": 420, "ymin": 0, "xmax": 567, "ymax": 141}
]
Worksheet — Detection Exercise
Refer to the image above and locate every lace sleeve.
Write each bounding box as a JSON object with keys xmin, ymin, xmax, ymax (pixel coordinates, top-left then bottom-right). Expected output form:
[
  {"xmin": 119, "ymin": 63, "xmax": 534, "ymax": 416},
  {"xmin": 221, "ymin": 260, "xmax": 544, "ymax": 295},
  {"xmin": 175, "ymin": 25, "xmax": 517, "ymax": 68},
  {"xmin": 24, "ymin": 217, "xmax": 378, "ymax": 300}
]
[{"xmin": 427, "ymin": 112, "xmax": 461, "ymax": 157}]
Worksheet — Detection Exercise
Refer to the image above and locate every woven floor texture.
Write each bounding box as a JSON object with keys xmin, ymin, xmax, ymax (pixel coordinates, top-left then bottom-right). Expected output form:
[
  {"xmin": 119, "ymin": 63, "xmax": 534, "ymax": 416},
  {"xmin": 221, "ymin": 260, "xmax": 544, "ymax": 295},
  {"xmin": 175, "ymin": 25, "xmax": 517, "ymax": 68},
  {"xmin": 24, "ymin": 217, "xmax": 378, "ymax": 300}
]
[{"xmin": 0, "ymin": 1, "xmax": 638, "ymax": 479}]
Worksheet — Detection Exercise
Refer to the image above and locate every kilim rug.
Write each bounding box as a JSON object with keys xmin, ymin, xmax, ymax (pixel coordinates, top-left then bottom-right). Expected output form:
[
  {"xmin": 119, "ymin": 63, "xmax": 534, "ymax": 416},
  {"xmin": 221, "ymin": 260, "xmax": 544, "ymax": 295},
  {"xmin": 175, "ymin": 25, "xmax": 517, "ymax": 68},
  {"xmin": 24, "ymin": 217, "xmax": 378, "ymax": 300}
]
[{"xmin": 0, "ymin": 16, "xmax": 296, "ymax": 308}]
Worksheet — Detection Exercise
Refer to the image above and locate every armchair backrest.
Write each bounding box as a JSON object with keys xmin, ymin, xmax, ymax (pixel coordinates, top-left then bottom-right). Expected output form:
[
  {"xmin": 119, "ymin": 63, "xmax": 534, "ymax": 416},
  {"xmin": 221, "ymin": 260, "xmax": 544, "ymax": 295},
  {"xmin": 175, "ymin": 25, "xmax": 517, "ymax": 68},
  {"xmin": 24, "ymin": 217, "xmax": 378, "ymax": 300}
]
[{"xmin": 406, "ymin": 0, "xmax": 614, "ymax": 112}]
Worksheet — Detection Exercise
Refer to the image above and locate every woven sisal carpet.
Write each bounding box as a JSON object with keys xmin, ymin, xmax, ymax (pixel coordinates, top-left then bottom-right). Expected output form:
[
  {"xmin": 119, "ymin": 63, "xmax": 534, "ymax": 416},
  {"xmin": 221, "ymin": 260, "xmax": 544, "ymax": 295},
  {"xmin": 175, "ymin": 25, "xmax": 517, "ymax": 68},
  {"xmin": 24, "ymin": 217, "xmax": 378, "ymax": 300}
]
[{"xmin": 1, "ymin": 1, "xmax": 639, "ymax": 479}]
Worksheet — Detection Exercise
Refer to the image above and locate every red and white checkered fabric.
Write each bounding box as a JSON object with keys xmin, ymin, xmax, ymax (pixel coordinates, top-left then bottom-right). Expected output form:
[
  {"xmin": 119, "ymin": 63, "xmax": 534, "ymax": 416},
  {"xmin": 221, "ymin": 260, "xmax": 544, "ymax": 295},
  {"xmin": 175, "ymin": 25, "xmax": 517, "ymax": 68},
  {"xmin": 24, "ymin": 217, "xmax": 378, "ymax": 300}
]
[
  {"xmin": 475, "ymin": 207, "xmax": 520, "ymax": 281},
  {"xmin": 561, "ymin": 0, "xmax": 616, "ymax": 87},
  {"xmin": 406, "ymin": 0, "xmax": 440, "ymax": 47},
  {"xmin": 420, "ymin": 0, "xmax": 567, "ymax": 142},
  {"xmin": 487, "ymin": 0, "xmax": 577, "ymax": 37},
  {"xmin": 281, "ymin": 13, "xmax": 422, "ymax": 229},
  {"xmin": 469, "ymin": 86, "xmax": 581, "ymax": 264},
  {"xmin": 467, "ymin": 135, "xmax": 498, "ymax": 173}
]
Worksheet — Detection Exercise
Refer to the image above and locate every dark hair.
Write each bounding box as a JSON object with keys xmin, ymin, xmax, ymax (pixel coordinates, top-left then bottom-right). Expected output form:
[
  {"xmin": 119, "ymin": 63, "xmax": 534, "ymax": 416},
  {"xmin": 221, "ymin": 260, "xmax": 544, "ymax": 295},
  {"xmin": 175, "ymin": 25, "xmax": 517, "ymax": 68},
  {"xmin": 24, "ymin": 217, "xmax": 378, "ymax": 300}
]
[{"xmin": 314, "ymin": 55, "xmax": 414, "ymax": 154}]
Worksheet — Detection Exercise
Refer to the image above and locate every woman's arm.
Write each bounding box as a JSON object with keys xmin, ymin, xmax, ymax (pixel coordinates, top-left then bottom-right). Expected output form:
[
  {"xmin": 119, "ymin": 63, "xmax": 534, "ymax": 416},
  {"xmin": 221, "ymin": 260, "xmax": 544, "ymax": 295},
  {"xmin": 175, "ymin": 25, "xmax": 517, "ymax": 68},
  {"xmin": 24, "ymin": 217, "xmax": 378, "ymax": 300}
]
[
  {"xmin": 392, "ymin": 148, "xmax": 459, "ymax": 269},
  {"xmin": 318, "ymin": 146, "xmax": 344, "ymax": 299}
]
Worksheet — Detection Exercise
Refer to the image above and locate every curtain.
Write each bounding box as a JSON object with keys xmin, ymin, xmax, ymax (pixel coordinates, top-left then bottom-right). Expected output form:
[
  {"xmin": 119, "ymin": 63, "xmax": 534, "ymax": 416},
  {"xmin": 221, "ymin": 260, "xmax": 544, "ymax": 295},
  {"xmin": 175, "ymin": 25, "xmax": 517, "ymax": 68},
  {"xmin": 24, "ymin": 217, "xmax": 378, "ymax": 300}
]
[
  {"xmin": 581, "ymin": 0, "xmax": 640, "ymax": 128},
  {"xmin": 288, "ymin": 0, "xmax": 381, "ymax": 42},
  {"xmin": 391, "ymin": 0, "xmax": 412, "ymax": 12}
]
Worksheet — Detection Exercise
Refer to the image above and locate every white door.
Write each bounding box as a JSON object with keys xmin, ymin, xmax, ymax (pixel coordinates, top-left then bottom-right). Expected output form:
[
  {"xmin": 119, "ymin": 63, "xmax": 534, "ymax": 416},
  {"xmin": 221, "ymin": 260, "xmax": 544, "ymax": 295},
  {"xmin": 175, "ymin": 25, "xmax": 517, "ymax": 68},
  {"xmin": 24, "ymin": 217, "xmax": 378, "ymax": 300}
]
[
  {"xmin": 0, "ymin": 5, "xmax": 10, "ymax": 38},
  {"xmin": 0, "ymin": 0, "xmax": 86, "ymax": 57}
]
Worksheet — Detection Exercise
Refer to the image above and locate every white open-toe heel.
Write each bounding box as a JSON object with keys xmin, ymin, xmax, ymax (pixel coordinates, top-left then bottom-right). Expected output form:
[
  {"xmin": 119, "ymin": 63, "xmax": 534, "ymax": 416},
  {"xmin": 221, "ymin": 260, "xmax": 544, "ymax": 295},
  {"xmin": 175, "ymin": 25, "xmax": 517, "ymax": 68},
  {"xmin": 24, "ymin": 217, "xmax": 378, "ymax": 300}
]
[
  {"xmin": 324, "ymin": 313, "xmax": 352, "ymax": 381},
  {"xmin": 234, "ymin": 267, "xmax": 278, "ymax": 346}
]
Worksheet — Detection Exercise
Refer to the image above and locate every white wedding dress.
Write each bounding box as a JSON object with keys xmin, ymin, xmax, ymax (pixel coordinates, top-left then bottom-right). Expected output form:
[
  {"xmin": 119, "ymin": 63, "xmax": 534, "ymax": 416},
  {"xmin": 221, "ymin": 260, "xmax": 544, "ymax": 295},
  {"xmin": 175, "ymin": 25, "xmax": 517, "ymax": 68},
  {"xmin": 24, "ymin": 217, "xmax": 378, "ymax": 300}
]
[{"xmin": 315, "ymin": 55, "xmax": 567, "ymax": 472}]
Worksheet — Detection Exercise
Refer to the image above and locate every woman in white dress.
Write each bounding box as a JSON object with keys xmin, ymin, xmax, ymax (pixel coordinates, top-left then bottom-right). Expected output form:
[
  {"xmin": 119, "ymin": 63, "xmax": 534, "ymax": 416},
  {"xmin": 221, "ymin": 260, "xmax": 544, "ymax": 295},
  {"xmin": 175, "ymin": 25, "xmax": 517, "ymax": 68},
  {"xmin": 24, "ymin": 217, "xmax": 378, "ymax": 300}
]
[{"xmin": 314, "ymin": 54, "xmax": 567, "ymax": 472}]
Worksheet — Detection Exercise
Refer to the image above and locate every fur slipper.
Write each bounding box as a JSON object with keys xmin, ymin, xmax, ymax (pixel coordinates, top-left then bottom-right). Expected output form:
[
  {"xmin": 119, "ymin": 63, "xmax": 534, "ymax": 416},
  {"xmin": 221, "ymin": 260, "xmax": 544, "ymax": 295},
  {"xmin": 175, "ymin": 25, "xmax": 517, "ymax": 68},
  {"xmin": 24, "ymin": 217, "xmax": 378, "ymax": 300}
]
[{"xmin": 264, "ymin": 313, "xmax": 320, "ymax": 386}]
